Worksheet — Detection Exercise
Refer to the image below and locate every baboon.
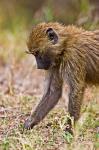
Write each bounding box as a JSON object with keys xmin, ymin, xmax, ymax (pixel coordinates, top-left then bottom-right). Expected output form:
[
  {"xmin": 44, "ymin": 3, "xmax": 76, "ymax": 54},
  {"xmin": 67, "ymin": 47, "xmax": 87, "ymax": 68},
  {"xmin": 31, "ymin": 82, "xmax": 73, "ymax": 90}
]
[{"xmin": 24, "ymin": 22, "xmax": 99, "ymax": 132}]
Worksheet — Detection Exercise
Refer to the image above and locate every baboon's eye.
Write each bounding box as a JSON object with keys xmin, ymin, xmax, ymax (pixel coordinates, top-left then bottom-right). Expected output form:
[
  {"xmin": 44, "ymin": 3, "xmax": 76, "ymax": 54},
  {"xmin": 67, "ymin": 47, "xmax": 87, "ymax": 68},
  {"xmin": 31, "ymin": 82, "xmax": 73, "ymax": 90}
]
[{"xmin": 46, "ymin": 28, "xmax": 58, "ymax": 44}]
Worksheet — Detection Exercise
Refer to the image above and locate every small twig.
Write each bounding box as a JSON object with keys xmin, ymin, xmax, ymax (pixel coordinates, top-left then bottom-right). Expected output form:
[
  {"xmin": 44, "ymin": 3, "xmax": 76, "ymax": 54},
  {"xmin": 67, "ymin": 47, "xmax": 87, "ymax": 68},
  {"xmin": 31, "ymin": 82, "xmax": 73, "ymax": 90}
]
[{"xmin": 25, "ymin": 50, "xmax": 32, "ymax": 54}]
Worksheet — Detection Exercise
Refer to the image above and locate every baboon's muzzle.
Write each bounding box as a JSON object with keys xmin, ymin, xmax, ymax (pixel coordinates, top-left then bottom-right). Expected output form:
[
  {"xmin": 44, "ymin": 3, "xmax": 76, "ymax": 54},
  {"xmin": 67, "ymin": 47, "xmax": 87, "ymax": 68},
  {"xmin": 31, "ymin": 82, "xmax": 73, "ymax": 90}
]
[{"xmin": 35, "ymin": 54, "xmax": 51, "ymax": 70}]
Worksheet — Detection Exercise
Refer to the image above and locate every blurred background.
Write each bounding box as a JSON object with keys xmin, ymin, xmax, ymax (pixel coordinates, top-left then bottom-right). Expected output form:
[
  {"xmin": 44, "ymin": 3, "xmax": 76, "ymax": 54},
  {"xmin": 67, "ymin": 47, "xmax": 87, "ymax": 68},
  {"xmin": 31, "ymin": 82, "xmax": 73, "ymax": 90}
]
[
  {"xmin": 0, "ymin": 0, "xmax": 99, "ymax": 30},
  {"xmin": 0, "ymin": 0, "xmax": 99, "ymax": 95}
]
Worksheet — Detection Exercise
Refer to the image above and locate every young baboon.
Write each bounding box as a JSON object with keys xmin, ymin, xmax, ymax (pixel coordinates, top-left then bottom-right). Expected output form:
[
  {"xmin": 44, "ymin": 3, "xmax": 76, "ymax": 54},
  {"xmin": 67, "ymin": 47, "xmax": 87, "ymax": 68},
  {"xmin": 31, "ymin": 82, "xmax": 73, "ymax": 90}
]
[{"xmin": 24, "ymin": 22, "xmax": 99, "ymax": 132}]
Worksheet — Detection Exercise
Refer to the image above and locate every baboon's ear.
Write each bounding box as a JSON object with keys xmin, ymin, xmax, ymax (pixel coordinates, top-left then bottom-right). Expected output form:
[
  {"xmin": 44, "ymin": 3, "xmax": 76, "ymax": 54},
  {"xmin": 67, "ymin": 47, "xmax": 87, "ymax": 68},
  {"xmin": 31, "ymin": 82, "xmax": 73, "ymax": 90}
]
[{"xmin": 46, "ymin": 28, "xmax": 58, "ymax": 44}]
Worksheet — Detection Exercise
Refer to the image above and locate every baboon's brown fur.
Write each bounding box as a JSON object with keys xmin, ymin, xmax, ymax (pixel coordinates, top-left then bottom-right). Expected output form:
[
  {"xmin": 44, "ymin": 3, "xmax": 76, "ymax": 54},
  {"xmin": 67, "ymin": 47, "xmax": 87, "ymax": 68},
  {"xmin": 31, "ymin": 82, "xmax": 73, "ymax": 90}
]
[{"xmin": 25, "ymin": 22, "xmax": 99, "ymax": 131}]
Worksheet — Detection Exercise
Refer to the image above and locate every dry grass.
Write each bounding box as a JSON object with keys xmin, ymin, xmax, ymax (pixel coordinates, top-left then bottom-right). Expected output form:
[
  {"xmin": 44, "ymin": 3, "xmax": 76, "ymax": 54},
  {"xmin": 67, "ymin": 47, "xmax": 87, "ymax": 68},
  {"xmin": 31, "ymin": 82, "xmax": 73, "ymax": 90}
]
[{"xmin": 0, "ymin": 27, "xmax": 99, "ymax": 150}]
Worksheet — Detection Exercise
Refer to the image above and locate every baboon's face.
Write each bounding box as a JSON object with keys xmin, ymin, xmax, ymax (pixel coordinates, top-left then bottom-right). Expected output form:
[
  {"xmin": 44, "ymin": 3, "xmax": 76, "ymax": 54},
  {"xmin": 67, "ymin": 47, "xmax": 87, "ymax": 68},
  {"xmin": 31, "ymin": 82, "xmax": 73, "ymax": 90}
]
[{"xmin": 27, "ymin": 23, "xmax": 63, "ymax": 70}]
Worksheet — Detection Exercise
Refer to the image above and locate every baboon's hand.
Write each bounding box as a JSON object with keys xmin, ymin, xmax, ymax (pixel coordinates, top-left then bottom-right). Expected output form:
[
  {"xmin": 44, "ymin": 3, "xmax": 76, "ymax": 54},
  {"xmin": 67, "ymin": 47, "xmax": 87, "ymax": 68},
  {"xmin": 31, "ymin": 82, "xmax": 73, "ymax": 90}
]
[
  {"xmin": 24, "ymin": 117, "xmax": 35, "ymax": 130},
  {"xmin": 65, "ymin": 124, "xmax": 73, "ymax": 135}
]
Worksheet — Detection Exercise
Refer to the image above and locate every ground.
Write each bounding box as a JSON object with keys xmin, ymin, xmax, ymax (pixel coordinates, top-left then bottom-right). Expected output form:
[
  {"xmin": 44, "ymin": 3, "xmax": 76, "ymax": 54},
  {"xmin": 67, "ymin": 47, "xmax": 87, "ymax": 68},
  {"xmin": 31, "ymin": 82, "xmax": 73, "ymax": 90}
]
[{"xmin": 0, "ymin": 29, "xmax": 99, "ymax": 150}]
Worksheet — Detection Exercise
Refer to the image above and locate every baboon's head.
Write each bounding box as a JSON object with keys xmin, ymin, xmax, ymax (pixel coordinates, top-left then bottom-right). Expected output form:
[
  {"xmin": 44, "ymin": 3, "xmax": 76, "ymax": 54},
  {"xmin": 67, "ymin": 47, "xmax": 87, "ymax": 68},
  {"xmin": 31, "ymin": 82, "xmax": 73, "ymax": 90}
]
[{"xmin": 27, "ymin": 22, "xmax": 64, "ymax": 70}]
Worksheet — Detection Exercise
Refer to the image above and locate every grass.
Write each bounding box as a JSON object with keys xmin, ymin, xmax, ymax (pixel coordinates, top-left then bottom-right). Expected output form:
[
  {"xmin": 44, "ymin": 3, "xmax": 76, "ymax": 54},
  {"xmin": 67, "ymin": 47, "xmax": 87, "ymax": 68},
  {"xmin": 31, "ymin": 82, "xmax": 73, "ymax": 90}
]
[{"xmin": 0, "ymin": 93, "xmax": 99, "ymax": 150}]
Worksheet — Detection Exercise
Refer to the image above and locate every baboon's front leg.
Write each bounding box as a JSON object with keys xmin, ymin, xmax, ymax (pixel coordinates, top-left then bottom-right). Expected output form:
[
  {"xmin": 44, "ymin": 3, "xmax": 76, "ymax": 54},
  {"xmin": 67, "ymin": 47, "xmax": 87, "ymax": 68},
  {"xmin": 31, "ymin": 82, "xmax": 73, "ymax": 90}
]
[
  {"xmin": 68, "ymin": 85, "xmax": 85, "ymax": 122},
  {"xmin": 24, "ymin": 69, "xmax": 63, "ymax": 129},
  {"xmin": 65, "ymin": 68, "xmax": 85, "ymax": 133},
  {"xmin": 65, "ymin": 83, "xmax": 85, "ymax": 134}
]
